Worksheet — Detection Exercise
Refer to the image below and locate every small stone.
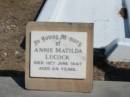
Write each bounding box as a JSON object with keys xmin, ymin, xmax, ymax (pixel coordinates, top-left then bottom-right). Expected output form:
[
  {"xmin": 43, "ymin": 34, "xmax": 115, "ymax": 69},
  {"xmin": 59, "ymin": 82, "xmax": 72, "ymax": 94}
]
[
  {"xmin": 15, "ymin": 51, "xmax": 20, "ymax": 55},
  {"xmin": 3, "ymin": 52, "xmax": 7, "ymax": 57},
  {"xmin": 10, "ymin": 24, "xmax": 16, "ymax": 28},
  {"xmin": 6, "ymin": 25, "xmax": 11, "ymax": 30}
]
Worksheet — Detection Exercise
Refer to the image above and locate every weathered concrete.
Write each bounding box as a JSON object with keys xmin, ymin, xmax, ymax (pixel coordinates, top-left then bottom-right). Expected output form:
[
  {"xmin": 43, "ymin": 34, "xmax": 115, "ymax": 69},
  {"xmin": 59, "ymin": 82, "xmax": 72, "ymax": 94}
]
[{"xmin": 0, "ymin": 77, "xmax": 130, "ymax": 97}]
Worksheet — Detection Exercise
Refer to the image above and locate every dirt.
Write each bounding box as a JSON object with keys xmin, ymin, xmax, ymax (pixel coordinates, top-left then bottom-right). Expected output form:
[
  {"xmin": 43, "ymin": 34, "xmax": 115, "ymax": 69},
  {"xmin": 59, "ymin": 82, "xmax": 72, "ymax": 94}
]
[{"xmin": 0, "ymin": 0, "xmax": 42, "ymax": 71}]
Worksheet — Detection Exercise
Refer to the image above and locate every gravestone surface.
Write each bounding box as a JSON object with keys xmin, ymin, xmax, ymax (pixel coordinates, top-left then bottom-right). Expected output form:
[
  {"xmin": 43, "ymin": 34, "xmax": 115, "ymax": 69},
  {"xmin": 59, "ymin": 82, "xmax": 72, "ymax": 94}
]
[
  {"xmin": 30, "ymin": 31, "xmax": 87, "ymax": 79},
  {"xmin": 25, "ymin": 22, "xmax": 93, "ymax": 92},
  {"xmin": 36, "ymin": 0, "xmax": 130, "ymax": 62},
  {"xmin": 36, "ymin": 0, "xmax": 125, "ymax": 48}
]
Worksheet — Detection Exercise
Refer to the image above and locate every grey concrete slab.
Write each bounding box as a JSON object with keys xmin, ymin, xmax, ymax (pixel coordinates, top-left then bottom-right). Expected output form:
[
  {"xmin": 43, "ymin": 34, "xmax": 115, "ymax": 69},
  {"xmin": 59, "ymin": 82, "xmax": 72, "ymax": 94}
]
[{"xmin": 0, "ymin": 77, "xmax": 130, "ymax": 97}]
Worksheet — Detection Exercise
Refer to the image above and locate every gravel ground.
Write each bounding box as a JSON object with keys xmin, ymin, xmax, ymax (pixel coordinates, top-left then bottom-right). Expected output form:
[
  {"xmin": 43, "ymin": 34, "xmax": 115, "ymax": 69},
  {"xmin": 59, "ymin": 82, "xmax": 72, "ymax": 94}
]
[{"xmin": 0, "ymin": 0, "xmax": 42, "ymax": 71}]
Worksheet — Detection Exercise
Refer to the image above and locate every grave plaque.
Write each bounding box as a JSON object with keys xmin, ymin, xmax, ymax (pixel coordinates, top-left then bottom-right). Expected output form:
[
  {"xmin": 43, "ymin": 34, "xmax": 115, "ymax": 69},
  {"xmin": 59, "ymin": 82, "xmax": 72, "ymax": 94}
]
[{"xmin": 25, "ymin": 22, "xmax": 93, "ymax": 92}]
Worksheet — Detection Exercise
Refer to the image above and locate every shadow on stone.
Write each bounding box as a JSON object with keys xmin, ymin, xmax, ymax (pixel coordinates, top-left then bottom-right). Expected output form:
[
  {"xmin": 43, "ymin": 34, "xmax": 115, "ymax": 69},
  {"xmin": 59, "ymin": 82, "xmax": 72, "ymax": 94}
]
[
  {"xmin": 0, "ymin": 70, "xmax": 25, "ymax": 89},
  {"xmin": 94, "ymin": 48, "xmax": 130, "ymax": 81}
]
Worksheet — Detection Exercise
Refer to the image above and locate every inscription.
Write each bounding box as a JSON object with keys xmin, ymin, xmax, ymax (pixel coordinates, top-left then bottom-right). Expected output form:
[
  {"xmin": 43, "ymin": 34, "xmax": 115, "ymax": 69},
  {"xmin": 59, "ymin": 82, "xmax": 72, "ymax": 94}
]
[{"xmin": 30, "ymin": 31, "xmax": 87, "ymax": 79}]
